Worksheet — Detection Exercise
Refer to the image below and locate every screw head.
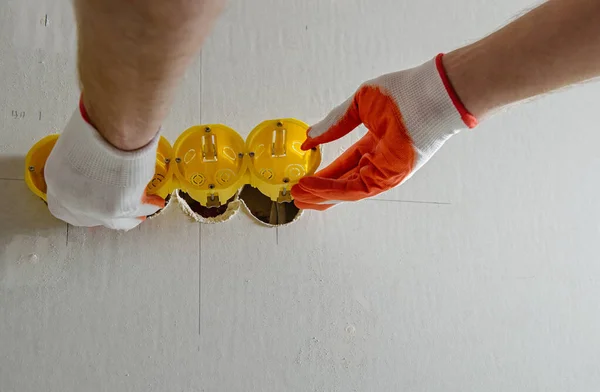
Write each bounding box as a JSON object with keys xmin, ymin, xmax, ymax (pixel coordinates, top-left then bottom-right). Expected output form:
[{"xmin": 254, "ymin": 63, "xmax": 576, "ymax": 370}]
[
  {"xmin": 175, "ymin": 158, "xmax": 182, "ymax": 163},
  {"xmin": 249, "ymin": 152, "xmax": 255, "ymax": 157},
  {"xmin": 28, "ymin": 166, "xmax": 35, "ymax": 172},
  {"xmin": 205, "ymin": 127, "xmax": 211, "ymax": 132},
  {"xmin": 277, "ymin": 121, "xmax": 283, "ymax": 127},
  {"xmin": 208, "ymin": 184, "xmax": 215, "ymax": 189}
]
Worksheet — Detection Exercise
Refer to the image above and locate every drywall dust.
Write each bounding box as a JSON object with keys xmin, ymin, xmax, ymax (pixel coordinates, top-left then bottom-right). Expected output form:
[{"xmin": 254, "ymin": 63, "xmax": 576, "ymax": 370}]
[
  {"xmin": 20, "ymin": 253, "xmax": 39, "ymax": 264},
  {"xmin": 0, "ymin": 234, "xmax": 67, "ymax": 288}
]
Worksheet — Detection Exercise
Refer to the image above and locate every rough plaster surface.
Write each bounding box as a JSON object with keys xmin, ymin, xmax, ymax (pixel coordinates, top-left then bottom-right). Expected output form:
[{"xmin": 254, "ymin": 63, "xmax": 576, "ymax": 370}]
[{"xmin": 2, "ymin": 0, "xmax": 600, "ymax": 391}]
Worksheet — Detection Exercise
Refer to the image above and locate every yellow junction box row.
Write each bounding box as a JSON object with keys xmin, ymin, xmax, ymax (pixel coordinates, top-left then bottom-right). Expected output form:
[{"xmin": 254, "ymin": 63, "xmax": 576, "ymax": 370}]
[{"xmin": 25, "ymin": 119, "xmax": 322, "ymax": 209}]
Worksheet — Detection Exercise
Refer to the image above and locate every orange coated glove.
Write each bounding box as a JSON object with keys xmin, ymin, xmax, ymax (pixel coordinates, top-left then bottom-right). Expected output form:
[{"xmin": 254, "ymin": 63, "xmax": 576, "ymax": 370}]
[{"xmin": 291, "ymin": 54, "xmax": 477, "ymax": 210}]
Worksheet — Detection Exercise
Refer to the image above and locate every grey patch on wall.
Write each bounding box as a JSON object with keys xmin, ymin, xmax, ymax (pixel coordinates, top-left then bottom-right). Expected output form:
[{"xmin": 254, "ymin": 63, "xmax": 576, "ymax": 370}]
[{"xmin": 238, "ymin": 185, "xmax": 302, "ymax": 226}]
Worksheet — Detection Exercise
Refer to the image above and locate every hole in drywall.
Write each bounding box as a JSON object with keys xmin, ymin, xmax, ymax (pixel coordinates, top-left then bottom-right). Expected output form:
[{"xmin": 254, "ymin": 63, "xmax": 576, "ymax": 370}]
[
  {"xmin": 239, "ymin": 185, "xmax": 301, "ymax": 226},
  {"xmin": 176, "ymin": 190, "xmax": 239, "ymax": 223}
]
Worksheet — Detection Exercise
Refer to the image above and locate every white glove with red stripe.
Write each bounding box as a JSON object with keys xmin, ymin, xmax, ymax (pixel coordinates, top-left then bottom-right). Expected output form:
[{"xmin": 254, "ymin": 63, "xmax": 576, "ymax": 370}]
[
  {"xmin": 291, "ymin": 54, "xmax": 477, "ymax": 210},
  {"xmin": 44, "ymin": 101, "xmax": 164, "ymax": 230}
]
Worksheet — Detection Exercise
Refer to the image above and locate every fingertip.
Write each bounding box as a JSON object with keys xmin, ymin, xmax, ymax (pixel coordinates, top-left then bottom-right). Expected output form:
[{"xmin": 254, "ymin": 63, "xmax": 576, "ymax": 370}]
[
  {"xmin": 294, "ymin": 200, "xmax": 334, "ymax": 211},
  {"xmin": 291, "ymin": 179, "xmax": 319, "ymax": 196},
  {"xmin": 292, "ymin": 181, "xmax": 337, "ymax": 206},
  {"xmin": 290, "ymin": 183, "xmax": 305, "ymax": 199},
  {"xmin": 293, "ymin": 199, "xmax": 306, "ymax": 209},
  {"xmin": 295, "ymin": 175, "xmax": 327, "ymax": 192},
  {"xmin": 302, "ymin": 120, "xmax": 331, "ymax": 150},
  {"xmin": 142, "ymin": 194, "xmax": 166, "ymax": 209},
  {"xmin": 291, "ymin": 182, "xmax": 319, "ymax": 204},
  {"xmin": 300, "ymin": 139, "xmax": 315, "ymax": 151}
]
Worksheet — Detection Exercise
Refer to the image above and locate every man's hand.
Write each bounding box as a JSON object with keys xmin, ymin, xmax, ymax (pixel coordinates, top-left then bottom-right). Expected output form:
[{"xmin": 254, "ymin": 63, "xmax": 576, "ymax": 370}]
[
  {"xmin": 45, "ymin": 103, "xmax": 164, "ymax": 231},
  {"xmin": 293, "ymin": 0, "xmax": 600, "ymax": 211},
  {"xmin": 44, "ymin": 0, "xmax": 222, "ymax": 230},
  {"xmin": 291, "ymin": 55, "xmax": 476, "ymax": 210}
]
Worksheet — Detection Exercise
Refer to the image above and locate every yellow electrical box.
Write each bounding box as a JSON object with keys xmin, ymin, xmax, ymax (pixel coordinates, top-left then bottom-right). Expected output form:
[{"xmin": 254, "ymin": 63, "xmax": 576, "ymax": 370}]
[
  {"xmin": 24, "ymin": 134, "xmax": 59, "ymax": 202},
  {"xmin": 146, "ymin": 136, "xmax": 177, "ymax": 199},
  {"xmin": 25, "ymin": 135, "xmax": 175, "ymax": 202},
  {"xmin": 24, "ymin": 119, "xmax": 321, "ymax": 210},
  {"xmin": 172, "ymin": 124, "xmax": 249, "ymax": 208},
  {"xmin": 246, "ymin": 119, "xmax": 321, "ymax": 203}
]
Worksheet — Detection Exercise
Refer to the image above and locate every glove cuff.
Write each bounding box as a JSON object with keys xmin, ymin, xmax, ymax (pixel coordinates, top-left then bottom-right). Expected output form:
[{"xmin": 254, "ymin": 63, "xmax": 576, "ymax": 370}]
[
  {"xmin": 55, "ymin": 100, "xmax": 158, "ymax": 188},
  {"xmin": 435, "ymin": 53, "xmax": 478, "ymax": 129},
  {"xmin": 384, "ymin": 55, "xmax": 473, "ymax": 161}
]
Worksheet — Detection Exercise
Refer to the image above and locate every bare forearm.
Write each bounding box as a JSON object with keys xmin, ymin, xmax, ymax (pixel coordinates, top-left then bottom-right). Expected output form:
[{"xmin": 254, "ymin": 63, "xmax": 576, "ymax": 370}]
[
  {"xmin": 74, "ymin": 0, "xmax": 223, "ymax": 150},
  {"xmin": 444, "ymin": 0, "xmax": 600, "ymax": 119}
]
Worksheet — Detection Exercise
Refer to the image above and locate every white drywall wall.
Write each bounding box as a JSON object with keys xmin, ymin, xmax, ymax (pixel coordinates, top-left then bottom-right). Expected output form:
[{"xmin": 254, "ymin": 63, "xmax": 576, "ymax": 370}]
[{"xmin": 2, "ymin": 0, "xmax": 600, "ymax": 391}]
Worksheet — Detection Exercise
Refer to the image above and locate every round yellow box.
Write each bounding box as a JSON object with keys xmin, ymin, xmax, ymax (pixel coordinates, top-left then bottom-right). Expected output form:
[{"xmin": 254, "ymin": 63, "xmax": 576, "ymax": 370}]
[
  {"xmin": 246, "ymin": 119, "xmax": 321, "ymax": 202},
  {"xmin": 146, "ymin": 136, "xmax": 176, "ymax": 199},
  {"xmin": 25, "ymin": 119, "xmax": 322, "ymax": 211},
  {"xmin": 172, "ymin": 124, "xmax": 249, "ymax": 208},
  {"xmin": 25, "ymin": 135, "xmax": 175, "ymax": 201},
  {"xmin": 25, "ymin": 134, "xmax": 59, "ymax": 201}
]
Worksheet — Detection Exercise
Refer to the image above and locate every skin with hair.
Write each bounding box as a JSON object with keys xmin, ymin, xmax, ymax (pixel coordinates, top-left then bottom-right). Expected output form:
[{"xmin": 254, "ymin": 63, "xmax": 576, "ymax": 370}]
[
  {"xmin": 444, "ymin": 0, "xmax": 600, "ymax": 118},
  {"xmin": 74, "ymin": 0, "xmax": 225, "ymax": 151},
  {"xmin": 72, "ymin": 0, "xmax": 600, "ymax": 203}
]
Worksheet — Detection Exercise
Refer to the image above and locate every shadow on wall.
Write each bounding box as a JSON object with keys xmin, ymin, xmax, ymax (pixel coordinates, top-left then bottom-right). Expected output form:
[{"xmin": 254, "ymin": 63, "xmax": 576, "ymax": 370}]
[
  {"xmin": 0, "ymin": 154, "xmax": 27, "ymax": 180},
  {"xmin": 0, "ymin": 155, "xmax": 65, "ymax": 263}
]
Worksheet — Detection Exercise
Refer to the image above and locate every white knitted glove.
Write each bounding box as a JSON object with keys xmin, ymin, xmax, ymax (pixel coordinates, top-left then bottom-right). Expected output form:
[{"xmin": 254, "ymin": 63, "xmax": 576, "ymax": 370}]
[
  {"xmin": 45, "ymin": 103, "xmax": 164, "ymax": 230},
  {"xmin": 291, "ymin": 54, "xmax": 477, "ymax": 210}
]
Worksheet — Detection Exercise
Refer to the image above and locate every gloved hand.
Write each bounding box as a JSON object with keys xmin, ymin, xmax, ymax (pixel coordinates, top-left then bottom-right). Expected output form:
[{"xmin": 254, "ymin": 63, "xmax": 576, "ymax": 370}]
[
  {"xmin": 292, "ymin": 54, "xmax": 477, "ymax": 210},
  {"xmin": 45, "ymin": 100, "xmax": 164, "ymax": 230}
]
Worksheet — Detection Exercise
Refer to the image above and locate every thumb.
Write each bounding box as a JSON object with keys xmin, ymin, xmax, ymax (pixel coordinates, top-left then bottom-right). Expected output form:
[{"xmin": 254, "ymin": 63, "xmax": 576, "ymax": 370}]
[{"xmin": 301, "ymin": 94, "xmax": 361, "ymax": 150}]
